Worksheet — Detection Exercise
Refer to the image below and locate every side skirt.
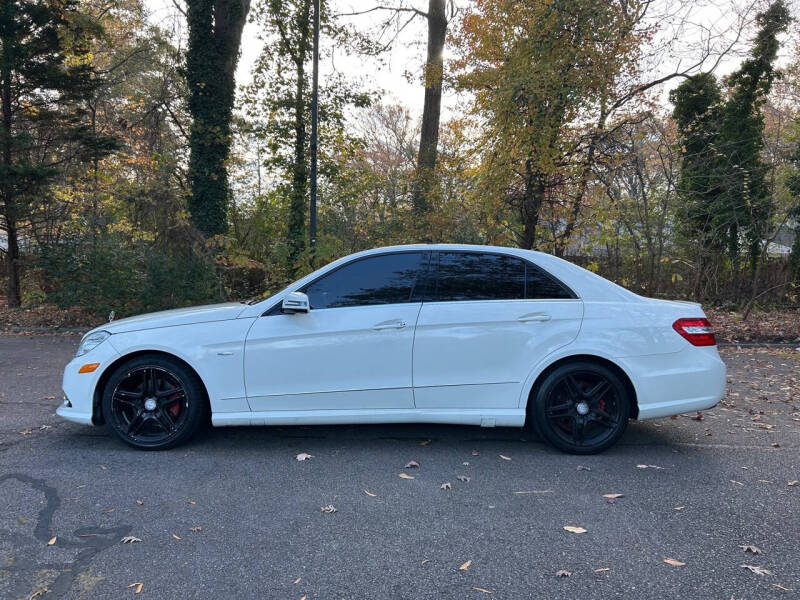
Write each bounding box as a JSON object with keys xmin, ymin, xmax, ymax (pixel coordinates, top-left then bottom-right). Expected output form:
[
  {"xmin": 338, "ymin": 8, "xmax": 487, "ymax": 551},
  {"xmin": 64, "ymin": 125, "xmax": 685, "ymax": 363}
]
[{"xmin": 212, "ymin": 408, "xmax": 526, "ymax": 428}]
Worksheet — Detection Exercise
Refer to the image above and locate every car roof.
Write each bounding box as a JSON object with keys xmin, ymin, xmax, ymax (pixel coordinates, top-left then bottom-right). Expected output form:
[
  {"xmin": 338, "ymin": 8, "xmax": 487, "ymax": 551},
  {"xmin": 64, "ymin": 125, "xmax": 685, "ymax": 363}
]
[
  {"xmin": 239, "ymin": 243, "xmax": 641, "ymax": 317},
  {"xmin": 351, "ymin": 244, "xmax": 638, "ymax": 301}
]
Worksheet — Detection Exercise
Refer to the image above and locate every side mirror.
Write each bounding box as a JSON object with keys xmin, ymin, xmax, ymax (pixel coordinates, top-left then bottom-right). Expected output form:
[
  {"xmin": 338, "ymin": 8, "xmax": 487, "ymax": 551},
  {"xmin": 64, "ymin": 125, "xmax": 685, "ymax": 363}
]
[{"xmin": 281, "ymin": 291, "xmax": 310, "ymax": 314}]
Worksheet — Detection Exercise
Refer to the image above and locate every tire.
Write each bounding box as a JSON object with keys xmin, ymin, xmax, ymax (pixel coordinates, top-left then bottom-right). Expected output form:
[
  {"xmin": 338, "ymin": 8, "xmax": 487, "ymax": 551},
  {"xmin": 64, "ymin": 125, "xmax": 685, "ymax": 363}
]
[
  {"xmin": 529, "ymin": 361, "xmax": 631, "ymax": 454},
  {"xmin": 101, "ymin": 354, "xmax": 208, "ymax": 450}
]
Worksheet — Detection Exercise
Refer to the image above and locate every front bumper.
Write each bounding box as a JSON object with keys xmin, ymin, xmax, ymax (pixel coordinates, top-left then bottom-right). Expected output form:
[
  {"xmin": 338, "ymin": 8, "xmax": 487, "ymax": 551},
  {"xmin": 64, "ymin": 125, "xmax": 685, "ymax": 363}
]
[
  {"xmin": 56, "ymin": 340, "xmax": 121, "ymax": 426},
  {"xmin": 619, "ymin": 345, "xmax": 726, "ymax": 420}
]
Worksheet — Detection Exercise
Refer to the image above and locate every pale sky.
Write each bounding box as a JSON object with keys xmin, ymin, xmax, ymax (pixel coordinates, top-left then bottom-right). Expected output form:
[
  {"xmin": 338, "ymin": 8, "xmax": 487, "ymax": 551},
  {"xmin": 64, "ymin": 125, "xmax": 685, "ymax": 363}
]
[{"xmin": 144, "ymin": 0, "xmax": 795, "ymax": 122}]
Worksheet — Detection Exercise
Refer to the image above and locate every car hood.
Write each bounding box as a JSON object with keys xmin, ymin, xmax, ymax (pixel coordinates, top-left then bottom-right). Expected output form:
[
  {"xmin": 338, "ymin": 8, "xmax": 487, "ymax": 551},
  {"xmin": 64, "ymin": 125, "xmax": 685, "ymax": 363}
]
[{"xmin": 87, "ymin": 303, "xmax": 248, "ymax": 336}]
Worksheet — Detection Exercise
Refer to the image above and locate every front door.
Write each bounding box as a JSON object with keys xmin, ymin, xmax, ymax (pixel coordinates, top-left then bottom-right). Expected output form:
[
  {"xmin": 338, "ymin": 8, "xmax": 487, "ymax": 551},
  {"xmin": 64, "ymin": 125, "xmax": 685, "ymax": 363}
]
[{"xmin": 244, "ymin": 251, "xmax": 430, "ymax": 412}]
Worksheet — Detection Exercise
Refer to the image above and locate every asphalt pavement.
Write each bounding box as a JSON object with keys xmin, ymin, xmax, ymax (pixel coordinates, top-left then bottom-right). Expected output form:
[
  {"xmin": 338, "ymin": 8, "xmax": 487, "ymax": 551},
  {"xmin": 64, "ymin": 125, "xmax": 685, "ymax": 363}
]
[{"xmin": 0, "ymin": 335, "xmax": 798, "ymax": 599}]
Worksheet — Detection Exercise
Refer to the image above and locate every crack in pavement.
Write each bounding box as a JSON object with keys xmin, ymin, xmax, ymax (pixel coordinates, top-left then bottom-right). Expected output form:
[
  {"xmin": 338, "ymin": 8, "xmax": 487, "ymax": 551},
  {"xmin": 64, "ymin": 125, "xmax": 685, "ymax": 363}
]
[{"xmin": 0, "ymin": 474, "xmax": 131, "ymax": 598}]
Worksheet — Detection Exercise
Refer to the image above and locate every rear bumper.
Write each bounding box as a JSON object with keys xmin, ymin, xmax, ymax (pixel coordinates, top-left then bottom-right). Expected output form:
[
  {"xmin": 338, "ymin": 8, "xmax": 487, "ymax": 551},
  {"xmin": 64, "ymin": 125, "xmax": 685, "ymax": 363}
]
[{"xmin": 619, "ymin": 345, "xmax": 726, "ymax": 419}]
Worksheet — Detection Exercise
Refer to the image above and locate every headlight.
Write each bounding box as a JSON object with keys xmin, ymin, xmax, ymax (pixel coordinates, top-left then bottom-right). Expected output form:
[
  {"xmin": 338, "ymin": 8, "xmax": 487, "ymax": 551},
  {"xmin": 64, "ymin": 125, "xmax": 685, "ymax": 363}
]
[{"xmin": 76, "ymin": 330, "xmax": 110, "ymax": 357}]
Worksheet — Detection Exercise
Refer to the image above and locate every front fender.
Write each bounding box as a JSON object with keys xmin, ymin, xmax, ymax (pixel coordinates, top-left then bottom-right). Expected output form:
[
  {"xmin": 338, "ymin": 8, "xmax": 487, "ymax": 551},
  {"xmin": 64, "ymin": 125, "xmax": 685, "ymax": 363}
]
[{"xmin": 106, "ymin": 318, "xmax": 256, "ymax": 414}]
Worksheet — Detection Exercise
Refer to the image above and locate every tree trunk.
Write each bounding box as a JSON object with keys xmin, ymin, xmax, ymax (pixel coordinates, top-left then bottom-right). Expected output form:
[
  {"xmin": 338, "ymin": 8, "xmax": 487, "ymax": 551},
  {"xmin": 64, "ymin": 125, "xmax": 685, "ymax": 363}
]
[
  {"xmin": 287, "ymin": 0, "xmax": 312, "ymax": 269},
  {"xmin": 1, "ymin": 51, "xmax": 20, "ymax": 307},
  {"xmin": 520, "ymin": 160, "xmax": 544, "ymax": 250},
  {"xmin": 411, "ymin": 0, "xmax": 447, "ymax": 214},
  {"xmin": 186, "ymin": 0, "xmax": 250, "ymax": 237},
  {"xmin": 5, "ymin": 219, "xmax": 21, "ymax": 307}
]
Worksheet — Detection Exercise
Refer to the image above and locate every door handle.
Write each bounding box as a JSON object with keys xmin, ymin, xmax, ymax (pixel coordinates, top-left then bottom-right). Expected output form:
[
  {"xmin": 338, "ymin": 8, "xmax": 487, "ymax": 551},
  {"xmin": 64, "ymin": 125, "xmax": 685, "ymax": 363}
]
[
  {"xmin": 518, "ymin": 313, "xmax": 551, "ymax": 323},
  {"xmin": 373, "ymin": 320, "xmax": 408, "ymax": 330}
]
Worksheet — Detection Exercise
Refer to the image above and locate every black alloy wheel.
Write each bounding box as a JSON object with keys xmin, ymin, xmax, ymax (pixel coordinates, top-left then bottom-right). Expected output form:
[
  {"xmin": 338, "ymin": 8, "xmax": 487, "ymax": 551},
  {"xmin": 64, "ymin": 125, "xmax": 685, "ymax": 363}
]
[
  {"xmin": 102, "ymin": 355, "xmax": 207, "ymax": 450},
  {"xmin": 530, "ymin": 361, "xmax": 631, "ymax": 454}
]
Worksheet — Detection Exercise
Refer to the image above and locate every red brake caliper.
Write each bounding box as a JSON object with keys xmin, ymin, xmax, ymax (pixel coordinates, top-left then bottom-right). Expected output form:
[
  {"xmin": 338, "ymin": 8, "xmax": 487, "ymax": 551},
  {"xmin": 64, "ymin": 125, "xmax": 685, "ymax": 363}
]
[{"xmin": 164, "ymin": 382, "xmax": 182, "ymax": 418}]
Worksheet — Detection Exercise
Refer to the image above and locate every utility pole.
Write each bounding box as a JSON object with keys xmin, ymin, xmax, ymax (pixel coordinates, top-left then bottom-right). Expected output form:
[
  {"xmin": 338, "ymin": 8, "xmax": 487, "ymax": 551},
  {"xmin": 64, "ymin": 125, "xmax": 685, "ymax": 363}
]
[{"xmin": 309, "ymin": 0, "xmax": 320, "ymax": 256}]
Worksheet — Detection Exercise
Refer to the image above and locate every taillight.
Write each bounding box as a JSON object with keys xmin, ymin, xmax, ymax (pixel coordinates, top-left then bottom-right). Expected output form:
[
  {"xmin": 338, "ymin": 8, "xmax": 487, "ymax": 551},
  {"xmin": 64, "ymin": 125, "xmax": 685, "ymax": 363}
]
[{"xmin": 672, "ymin": 318, "xmax": 716, "ymax": 346}]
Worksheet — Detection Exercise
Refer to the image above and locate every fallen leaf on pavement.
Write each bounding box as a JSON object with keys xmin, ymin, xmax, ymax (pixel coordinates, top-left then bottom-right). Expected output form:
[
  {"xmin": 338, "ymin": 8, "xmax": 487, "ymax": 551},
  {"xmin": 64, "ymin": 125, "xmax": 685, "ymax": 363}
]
[
  {"xmin": 441, "ymin": 482, "xmax": 452, "ymax": 490},
  {"xmin": 172, "ymin": 533, "xmax": 181, "ymax": 540},
  {"xmin": 460, "ymin": 560, "xmax": 472, "ymax": 571},
  {"xmin": 555, "ymin": 570, "xmax": 572, "ymax": 577},
  {"xmin": 364, "ymin": 490, "xmax": 377, "ymax": 497},
  {"xmin": 47, "ymin": 537, "xmax": 57, "ymax": 546},
  {"xmin": 295, "ymin": 453, "xmax": 313, "ymax": 461},
  {"xmin": 120, "ymin": 536, "xmax": 141, "ymax": 544},
  {"xmin": 405, "ymin": 460, "xmax": 420, "ymax": 469},
  {"xmin": 293, "ymin": 577, "xmax": 301, "ymax": 584},
  {"xmin": 128, "ymin": 583, "xmax": 143, "ymax": 595},
  {"xmin": 662, "ymin": 558, "xmax": 685, "ymax": 567},
  {"xmin": 603, "ymin": 493, "xmax": 624, "ymax": 499},
  {"xmin": 739, "ymin": 545, "xmax": 762, "ymax": 554},
  {"xmin": 741, "ymin": 564, "xmax": 772, "ymax": 575},
  {"xmin": 563, "ymin": 526, "xmax": 587, "ymax": 534},
  {"xmin": 398, "ymin": 473, "xmax": 414, "ymax": 480},
  {"xmin": 457, "ymin": 475, "xmax": 471, "ymax": 483},
  {"xmin": 499, "ymin": 455, "xmax": 512, "ymax": 461},
  {"xmin": 104, "ymin": 508, "xmax": 115, "ymax": 514}
]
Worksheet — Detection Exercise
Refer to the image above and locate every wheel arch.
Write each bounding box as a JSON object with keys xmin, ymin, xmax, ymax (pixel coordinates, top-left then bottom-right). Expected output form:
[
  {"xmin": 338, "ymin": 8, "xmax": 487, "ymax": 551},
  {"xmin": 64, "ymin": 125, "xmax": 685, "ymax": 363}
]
[
  {"xmin": 92, "ymin": 350, "xmax": 211, "ymax": 426},
  {"xmin": 523, "ymin": 354, "xmax": 639, "ymax": 421}
]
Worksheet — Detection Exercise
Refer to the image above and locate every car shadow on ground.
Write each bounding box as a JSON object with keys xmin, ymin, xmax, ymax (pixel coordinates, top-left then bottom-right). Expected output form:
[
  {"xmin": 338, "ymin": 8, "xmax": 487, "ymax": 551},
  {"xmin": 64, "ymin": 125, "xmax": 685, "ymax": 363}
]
[{"xmin": 58, "ymin": 418, "xmax": 683, "ymax": 456}]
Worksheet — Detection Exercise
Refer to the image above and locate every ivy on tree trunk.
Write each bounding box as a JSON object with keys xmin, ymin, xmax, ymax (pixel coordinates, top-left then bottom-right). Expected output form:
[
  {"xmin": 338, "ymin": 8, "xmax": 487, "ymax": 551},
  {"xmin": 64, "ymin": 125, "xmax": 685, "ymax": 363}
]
[{"xmin": 185, "ymin": 0, "xmax": 251, "ymax": 237}]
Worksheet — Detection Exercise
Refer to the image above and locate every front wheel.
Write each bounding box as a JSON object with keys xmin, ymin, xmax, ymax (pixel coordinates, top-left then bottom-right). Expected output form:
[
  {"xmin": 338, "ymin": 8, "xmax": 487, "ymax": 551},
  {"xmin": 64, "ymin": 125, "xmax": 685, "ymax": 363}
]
[
  {"xmin": 529, "ymin": 361, "xmax": 630, "ymax": 454},
  {"xmin": 101, "ymin": 355, "xmax": 207, "ymax": 450}
]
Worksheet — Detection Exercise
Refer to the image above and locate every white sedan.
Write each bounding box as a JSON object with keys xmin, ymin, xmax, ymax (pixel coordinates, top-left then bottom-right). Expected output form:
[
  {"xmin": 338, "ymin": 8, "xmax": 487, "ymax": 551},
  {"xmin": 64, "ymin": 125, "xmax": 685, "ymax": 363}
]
[{"xmin": 58, "ymin": 244, "xmax": 725, "ymax": 454}]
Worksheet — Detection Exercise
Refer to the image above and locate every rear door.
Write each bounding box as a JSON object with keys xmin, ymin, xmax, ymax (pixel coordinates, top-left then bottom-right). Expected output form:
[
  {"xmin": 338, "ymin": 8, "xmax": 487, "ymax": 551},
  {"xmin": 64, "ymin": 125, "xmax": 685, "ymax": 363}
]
[{"xmin": 412, "ymin": 251, "xmax": 583, "ymax": 409}]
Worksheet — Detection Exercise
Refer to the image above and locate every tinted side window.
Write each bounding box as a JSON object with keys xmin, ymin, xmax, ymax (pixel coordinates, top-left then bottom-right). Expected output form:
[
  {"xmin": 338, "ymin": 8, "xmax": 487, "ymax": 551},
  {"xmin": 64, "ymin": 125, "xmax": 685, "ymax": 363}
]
[
  {"xmin": 435, "ymin": 252, "xmax": 525, "ymax": 301},
  {"xmin": 526, "ymin": 263, "xmax": 574, "ymax": 299},
  {"xmin": 304, "ymin": 252, "xmax": 427, "ymax": 309}
]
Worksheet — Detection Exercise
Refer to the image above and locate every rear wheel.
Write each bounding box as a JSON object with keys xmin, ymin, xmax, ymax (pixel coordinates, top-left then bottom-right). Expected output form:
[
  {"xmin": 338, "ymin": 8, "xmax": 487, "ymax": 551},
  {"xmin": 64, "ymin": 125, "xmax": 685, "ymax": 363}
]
[
  {"xmin": 101, "ymin": 355, "xmax": 207, "ymax": 450},
  {"xmin": 530, "ymin": 361, "xmax": 630, "ymax": 454}
]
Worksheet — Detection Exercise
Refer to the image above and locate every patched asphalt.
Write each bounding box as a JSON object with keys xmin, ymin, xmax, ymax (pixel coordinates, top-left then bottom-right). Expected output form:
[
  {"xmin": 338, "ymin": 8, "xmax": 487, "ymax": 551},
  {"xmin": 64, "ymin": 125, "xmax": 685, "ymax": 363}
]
[{"xmin": 0, "ymin": 335, "xmax": 798, "ymax": 599}]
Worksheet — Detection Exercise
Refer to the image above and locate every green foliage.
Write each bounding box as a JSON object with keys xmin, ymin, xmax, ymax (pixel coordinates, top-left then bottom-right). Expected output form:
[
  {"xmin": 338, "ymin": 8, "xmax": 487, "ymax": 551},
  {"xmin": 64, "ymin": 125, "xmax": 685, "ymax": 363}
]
[
  {"xmin": 243, "ymin": 0, "xmax": 372, "ymax": 272},
  {"xmin": 671, "ymin": 1, "xmax": 791, "ymax": 276},
  {"xmin": 37, "ymin": 235, "xmax": 224, "ymax": 315},
  {"xmin": 0, "ymin": 0, "xmax": 107, "ymax": 306}
]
